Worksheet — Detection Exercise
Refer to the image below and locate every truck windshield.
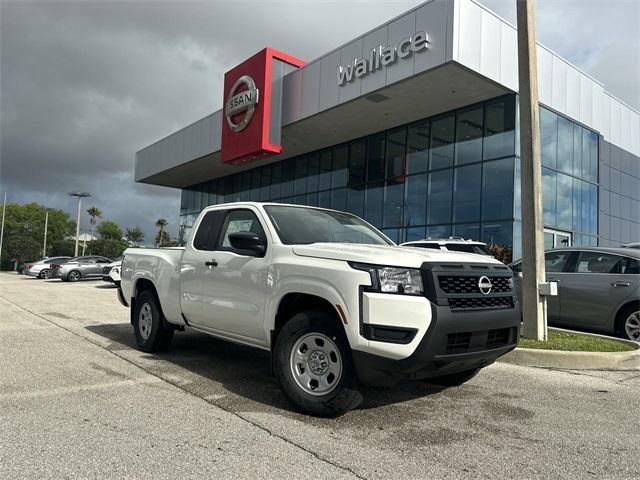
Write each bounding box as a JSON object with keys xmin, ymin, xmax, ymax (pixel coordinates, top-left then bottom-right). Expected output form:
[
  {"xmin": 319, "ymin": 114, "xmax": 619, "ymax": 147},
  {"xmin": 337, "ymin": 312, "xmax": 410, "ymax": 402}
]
[{"xmin": 264, "ymin": 205, "xmax": 392, "ymax": 246}]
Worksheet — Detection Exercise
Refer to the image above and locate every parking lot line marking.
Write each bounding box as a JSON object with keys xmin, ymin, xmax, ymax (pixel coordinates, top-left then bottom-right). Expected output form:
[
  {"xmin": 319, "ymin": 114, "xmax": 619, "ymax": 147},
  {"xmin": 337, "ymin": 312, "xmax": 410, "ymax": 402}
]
[{"xmin": 0, "ymin": 377, "xmax": 163, "ymax": 401}]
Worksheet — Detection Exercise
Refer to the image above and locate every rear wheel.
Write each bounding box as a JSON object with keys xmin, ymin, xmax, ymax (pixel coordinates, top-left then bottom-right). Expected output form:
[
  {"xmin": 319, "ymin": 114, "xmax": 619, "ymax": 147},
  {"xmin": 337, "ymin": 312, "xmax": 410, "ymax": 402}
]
[
  {"xmin": 67, "ymin": 270, "xmax": 81, "ymax": 282},
  {"xmin": 132, "ymin": 290, "xmax": 174, "ymax": 352},
  {"xmin": 616, "ymin": 303, "xmax": 640, "ymax": 342},
  {"xmin": 273, "ymin": 311, "xmax": 362, "ymax": 417},
  {"xmin": 38, "ymin": 269, "xmax": 50, "ymax": 279}
]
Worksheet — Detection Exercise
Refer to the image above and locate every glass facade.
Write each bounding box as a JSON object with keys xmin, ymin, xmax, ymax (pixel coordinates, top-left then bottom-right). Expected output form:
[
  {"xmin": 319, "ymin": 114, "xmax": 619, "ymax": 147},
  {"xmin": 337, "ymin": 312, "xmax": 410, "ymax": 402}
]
[{"xmin": 180, "ymin": 96, "xmax": 598, "ymax": 263}]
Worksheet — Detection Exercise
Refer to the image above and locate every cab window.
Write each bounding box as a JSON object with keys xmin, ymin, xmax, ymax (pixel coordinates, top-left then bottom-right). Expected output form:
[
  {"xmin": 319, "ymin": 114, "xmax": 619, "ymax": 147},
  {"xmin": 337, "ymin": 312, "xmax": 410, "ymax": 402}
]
[
  {"xmin": 217, "ymin": 210, "xmax": 266, "ymax": 252},
  {"xmin": 623, "ymin": 258, "xmax": 640, "ymax": 274}
]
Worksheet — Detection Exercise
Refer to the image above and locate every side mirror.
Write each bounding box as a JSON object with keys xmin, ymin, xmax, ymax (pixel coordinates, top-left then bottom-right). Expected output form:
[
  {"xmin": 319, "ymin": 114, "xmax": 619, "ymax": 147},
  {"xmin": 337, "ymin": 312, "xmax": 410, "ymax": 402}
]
[{"xmin": 228, "ymin": 231, "xmax": 266, "ymax": 257}]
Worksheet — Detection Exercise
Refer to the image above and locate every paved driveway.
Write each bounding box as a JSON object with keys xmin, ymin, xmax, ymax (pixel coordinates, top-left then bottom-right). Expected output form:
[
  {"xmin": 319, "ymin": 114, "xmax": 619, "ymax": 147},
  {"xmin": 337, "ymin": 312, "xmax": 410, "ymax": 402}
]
[{"xmin": 1, "ymin": 272, "xmax": 638, "ymax": 479}]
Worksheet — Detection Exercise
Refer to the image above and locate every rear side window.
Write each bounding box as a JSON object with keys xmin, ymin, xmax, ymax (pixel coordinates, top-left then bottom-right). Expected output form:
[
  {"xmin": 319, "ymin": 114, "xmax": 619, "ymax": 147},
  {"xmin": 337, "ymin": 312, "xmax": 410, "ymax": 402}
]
[
  {"xmin": 545, "ymin": 251, "xmax": 573, "ymax": 272},
  {"xmin": 623, "ymin": 258, "xmax": 640, "ymax": 275},
  {"xmin": 193, "ymin": 210, "xmax": 225, "ymax": 251},
  {"xmin": 217, "ymin": 209, "xmax": 266, "ymax": 251},
  {"xmin": 576, "ymin": 252, "xmax": 625, "ymax": 274}
]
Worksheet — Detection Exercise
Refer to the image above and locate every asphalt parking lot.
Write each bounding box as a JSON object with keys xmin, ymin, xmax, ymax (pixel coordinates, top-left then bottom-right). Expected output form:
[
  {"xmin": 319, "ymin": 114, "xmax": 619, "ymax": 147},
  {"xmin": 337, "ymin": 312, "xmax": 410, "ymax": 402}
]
[{"xmin": 1, "ymin": 272, "xmax": 639, "ymax": 479}]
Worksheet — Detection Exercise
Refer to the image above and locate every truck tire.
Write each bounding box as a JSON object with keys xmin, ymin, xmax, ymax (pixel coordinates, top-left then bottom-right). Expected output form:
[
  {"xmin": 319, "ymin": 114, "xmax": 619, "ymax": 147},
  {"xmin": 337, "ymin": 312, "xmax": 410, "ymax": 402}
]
[
  {"xmin": 132, "ymin": 290, "xmax": 174, "ymax": 353},
  {"xmin": 429, "ymin": 367, "xmax": 481, "ymax": 387},
  {"xmin": 273, "ymin": 310, "xmax": 362, "ymax": 417}
]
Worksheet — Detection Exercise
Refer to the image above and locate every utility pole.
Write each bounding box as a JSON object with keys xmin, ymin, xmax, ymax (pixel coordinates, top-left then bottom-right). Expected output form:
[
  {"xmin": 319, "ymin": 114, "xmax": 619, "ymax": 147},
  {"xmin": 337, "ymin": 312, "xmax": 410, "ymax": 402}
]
[
  {"xmin": 517, "ymin": 0, "xmax": 547, "ymax": 340},
  {"xmin": 43, "ymin": 210, "xmax": 49, "ymax": 259},
  {"xmin": 68, "ymin": 192, "xmax": 91, "ymax": 257},
  {"xmin": 0, "ymin": 192, "xmax": 6, "ymax": 268}
]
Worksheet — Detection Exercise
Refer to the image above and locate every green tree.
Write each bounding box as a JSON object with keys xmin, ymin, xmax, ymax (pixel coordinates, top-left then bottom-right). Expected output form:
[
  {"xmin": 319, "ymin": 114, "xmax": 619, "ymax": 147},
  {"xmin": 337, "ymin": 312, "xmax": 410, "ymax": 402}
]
[
  {"xmin": 97, "ymin": 220, "xmax": 123, "ymax": 240},
  {"xmin": 0, "ymin": 203, "xmax": 75, "ymax": 270},
  {"xmin": 86, "ymin": 239, "xmax": 128, "ymax": 259},
  {"xmin": 125, "ymin": 227, "xmax": 144, "ymax": 246},
  {"xmin": 155, "ymin": 218, "xmax": 168, "ymax": 247},
  {"xmin": 86, "ymin": 206, "xmax": 102, "ymax": 240}
]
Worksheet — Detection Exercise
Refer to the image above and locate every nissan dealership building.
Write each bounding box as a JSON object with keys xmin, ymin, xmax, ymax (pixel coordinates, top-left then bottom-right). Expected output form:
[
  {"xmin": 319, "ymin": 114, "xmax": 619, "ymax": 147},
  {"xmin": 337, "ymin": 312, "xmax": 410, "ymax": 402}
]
[{"xmin": 135, "ymin": 0, "xmax": 640, "ymax": 260}]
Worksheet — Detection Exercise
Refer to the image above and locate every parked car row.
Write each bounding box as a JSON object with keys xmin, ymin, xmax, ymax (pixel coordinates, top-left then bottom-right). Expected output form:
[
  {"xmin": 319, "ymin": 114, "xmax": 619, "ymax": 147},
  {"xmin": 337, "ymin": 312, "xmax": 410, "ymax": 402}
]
[{"xmin": 22, "ymin": 255, "xmax": 122, "ymax": 284}]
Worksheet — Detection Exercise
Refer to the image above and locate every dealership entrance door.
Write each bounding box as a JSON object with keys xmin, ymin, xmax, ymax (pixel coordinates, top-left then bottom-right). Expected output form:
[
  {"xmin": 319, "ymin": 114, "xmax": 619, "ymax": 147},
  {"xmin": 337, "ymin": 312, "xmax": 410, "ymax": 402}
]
[{"xmin": 544, "ymin": 228, "xmax": 572, "ymax": 249}]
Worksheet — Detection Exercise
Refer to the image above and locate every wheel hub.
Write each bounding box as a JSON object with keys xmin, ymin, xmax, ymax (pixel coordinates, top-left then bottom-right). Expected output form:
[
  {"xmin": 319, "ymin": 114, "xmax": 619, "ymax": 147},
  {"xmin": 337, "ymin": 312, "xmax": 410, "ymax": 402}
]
[
  {"xmin": 625, "ymin": 312, "xmax": 640, "ymax": 341},
  {"xmin": 139, "ymin": 303, "xmax": 153, "ymax": 340},
  {"xmin": 308, "ymin": 350, "xmax": 329, "ymax": 375}
]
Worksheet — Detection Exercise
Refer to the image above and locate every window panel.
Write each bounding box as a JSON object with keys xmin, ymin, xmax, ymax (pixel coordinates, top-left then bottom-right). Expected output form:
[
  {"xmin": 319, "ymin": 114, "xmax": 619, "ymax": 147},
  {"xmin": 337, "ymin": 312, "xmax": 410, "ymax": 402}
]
[
  {"xmin": 581, "ymin": 180, "xmax": 591, "ymax": 234},
  {"xmin": 281, "ymin": 160, "xmax": 295, "ymax": 197},
  {"xmin": 557, "ymin": 116, "xmax": 573, "ymax": 174},
  {"xmin": 427, "ymin": 169, "xmax": 453, "ymax": 225},
  {"xmin": 364, "ymin": 184, "xmax": 383, "ymax": 227},
  {"xmin": 572, "ymin": 123, "xmax": 583, "ymax": 178},
  {"xmin": 307, "ymin": 153, "xmax": 320, "ymax": 192},
  {"xmin": 405, "ymin": 173, "xmax": 428, "ymax": 226},
  {"xmin": 318, "ymin": 190, "xmax": 331, "ymax": 209},
  {"xmin": 484, "ymin": 96, "xmax": 516, "ymax": 160},
  {"xmin": 407, "ymin": 120, "xmax": 429, "ymax": 174},
  {"xmin": 426, "ymin": 224, "xmax": 451, "ymax": 239},
  {"xmin": 589, "ymin": 183, "xmax": 598, "ymax": 235},
  {"xmin": 383, "ymin": 181, "xmax": 404, "ymax": 228},
  {"xmin": 482, "ymin": 158, "xmax": 514, "ymax": 221},
  {"xmin": 556, "ymin": 172, "xmax": 573, "ymax": 230},
  {"xmin": 294, "ymin": 156, "xmax": 308, "ymax": 195},
  {"xmin": 514, "ymin": 158, "xmax": 521, "ymax": 221},
  {"xmin": 589, "ymin": 131, "xmax": 598, "ymax": 182},
  {"xmin": 481, "ymin": 221, "xmax": 513, "ymax": 262},
  {"xmin": 382, "ymin": 228, "xmax": 399, "ymax": 244},
  {"xmin": 572, "ymin": 178, "xmax": 582, "ymax": 233},
  {"xmin": 453, "ymin": 163, "xmax": 481, "ymax": 223},
  {"xmin": 406, "ymin": 226, "xmax": 426, "ymax": 241},
  {"xmin": 318, "ymin": 150, "xmax": 333, "ymax": 191},
  {"xmin": 331, "ymin": 187, "xmax": 347, "ymax": 212},
  {"xmin": 386, "ymin": 127, "xmax": 407, "ymax": 184},
  {"xmin": 260, "ymin": 166, "xmax": 271, "ymax": 201},
  {"xmin": 332, "ymin": 145, "xmax": 348, "ymax": 188},
  {"xmin": 307, "ymin": 191, "xmax": 319, "ymax": 207},
  {"xmin": 346, "ymin": 185, "xmax": 365, "ymax": 217},
  {"xmin": 270, "ymin": 163, "xmax": 282, "ymax": 199},
  {"xmin": 453, "ymin": 223, "xmax": 480, "ymax": 241},
  {"xmin": 540, "ymin": 107, "xmax": 558, "ymax": 169},
  {"xmin": 349, "ymin": 140, "xmax": 366, "ymax": 187},
  {"xmin": 367, "ymin": 133, "xmax": 386, "ymax": 183},
  {"xmin": 455, "ymin": 106, "xmax": 483, "ymax": 165},
  {"xmin": 581, "ymin": 129, "xmax": 591, "ymax": 180},
  {"xmin": 542, "ymin": 167, "xmax": 557, "ymax": 226},
  {"xmin": 430, "ymin": 114, "xmax": 455, "ymax": 170}
]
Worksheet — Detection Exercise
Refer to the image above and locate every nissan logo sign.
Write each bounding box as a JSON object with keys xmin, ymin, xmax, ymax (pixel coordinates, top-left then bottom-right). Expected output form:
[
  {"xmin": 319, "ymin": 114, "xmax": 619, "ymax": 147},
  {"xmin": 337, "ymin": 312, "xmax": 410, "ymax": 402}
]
[
  {"xmin": 225, "ymin": 75, "xmax": 259, "ymax": 133},
  {"xmin": 478, "ymin": 276, "xmax": 492, "ymax": 295}
]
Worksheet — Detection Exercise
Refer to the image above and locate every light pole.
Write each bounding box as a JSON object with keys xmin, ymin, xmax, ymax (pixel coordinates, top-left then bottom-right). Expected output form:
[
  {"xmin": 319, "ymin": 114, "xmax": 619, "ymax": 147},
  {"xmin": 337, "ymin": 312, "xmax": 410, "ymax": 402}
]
[
  {"xmin": 0, "ymin": 192, "xmax": 6, "ymax": 268},
  {"xmin": 68, "ymin": 192, "xmax": 91, "ymax": 257}
]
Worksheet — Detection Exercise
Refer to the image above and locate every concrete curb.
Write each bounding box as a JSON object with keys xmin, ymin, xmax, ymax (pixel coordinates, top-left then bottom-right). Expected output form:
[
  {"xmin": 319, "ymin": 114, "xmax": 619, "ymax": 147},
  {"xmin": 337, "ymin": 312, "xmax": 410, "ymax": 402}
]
[{"xmin": 499, "ymin": 328, "xmax": 640, "ymax": 370}]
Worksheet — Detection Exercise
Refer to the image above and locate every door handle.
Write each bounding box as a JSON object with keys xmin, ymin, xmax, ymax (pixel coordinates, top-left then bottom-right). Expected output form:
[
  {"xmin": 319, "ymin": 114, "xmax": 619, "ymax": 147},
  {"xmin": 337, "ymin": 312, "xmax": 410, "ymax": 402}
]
[
  {"xmin": 611, "ymin": 282, "xmax": 631, "ymax": 287},
  {"xmin": 205, "ymin": 260, "xmax": 218, "ymax": 267}
]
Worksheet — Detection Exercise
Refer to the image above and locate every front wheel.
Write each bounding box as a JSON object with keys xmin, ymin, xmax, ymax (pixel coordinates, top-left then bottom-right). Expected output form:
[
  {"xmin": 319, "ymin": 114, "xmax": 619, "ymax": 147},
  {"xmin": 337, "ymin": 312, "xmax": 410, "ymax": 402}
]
[
  {"xmin": 132, "ymin": 290, "xmax": 174, "ymax": 352},
  {"xmin": 273, "ymin": 311, "xmax": 362, "ymax": 417}
]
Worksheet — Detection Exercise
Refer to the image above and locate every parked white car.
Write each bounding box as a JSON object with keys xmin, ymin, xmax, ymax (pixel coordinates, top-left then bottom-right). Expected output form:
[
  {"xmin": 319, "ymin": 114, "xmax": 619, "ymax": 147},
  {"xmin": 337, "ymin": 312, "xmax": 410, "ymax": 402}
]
[
  {"xmin": 119, "ymin": 203, "xmax": 519, "ymax": 416},
  {"xmin": 102, "ymin": 259, "xmax": 122, "ymax": 286},
  {"xmin": 23, "ymin": 257, "xmax": 71, "ymax": 279}
]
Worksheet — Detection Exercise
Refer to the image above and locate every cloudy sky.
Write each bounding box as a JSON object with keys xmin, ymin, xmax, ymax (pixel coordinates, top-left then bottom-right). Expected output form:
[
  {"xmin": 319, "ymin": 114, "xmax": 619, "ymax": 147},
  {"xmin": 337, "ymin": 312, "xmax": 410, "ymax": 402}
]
[{"xmin": 1, "ymin": 0, "xmax": 638, "ymax": 242}]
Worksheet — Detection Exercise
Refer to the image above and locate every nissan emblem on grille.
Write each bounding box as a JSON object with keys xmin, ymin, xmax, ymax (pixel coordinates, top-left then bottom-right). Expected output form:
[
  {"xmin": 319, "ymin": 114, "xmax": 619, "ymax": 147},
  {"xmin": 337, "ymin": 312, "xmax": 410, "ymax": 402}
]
[
  {"xmin": 478, "ymin": 276, "xmax": 492, "ymax": 295},
  {"xmin": 225, "ymin": 75, "xmax": 259, "ymax": 133}
]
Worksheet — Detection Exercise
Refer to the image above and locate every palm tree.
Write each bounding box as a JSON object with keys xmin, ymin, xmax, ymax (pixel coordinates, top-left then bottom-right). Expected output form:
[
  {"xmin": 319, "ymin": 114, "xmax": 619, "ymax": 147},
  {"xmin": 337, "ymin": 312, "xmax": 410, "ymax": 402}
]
[
  {"xmin": 86, "ymin": 206, "xmax": 102, "ymax": 241},
  {"xmin": 125, "ymin": 227, "xmax": 144, "ymax": 247},
  {"xmin": 155, "ymin": 218, "xmax": 168, "ymax": 247}
]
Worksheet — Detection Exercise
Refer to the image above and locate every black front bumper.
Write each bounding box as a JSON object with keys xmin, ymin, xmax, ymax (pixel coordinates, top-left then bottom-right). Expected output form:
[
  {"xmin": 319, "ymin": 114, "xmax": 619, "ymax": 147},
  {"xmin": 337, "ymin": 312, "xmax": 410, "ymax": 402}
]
[{"xmin": 352, "ymin": 261, "xmax": 520, "ymax": 387}]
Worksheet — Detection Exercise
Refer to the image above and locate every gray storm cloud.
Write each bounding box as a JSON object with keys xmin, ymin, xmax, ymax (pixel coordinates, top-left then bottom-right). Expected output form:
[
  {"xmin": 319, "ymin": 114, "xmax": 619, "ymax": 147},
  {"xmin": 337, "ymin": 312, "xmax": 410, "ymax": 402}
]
[{"xmin": 1, "ymin": 0, "xmax": 637, "ymax": 242}]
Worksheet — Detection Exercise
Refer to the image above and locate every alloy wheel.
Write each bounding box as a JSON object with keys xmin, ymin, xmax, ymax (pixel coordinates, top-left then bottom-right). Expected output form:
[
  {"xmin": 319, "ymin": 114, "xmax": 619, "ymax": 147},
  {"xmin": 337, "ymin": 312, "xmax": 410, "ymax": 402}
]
[
  {"xmin": 289, "ymin": 332, "xmax": 342, "ymax": 396},
  {"xmin": 624, "ymin": 311, "xmax": 640, "ymax": 342}
]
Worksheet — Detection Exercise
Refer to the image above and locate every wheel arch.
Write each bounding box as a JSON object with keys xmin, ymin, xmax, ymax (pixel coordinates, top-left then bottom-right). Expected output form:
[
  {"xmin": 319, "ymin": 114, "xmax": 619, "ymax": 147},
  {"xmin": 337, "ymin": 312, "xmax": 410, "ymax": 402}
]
[
  {"xmin": 130, "ymin": 278, "xmax": 160, "ymax": 325},
  {"xmin": 614, "ymin": 299, "xmax": 640, "ymax": 334}
]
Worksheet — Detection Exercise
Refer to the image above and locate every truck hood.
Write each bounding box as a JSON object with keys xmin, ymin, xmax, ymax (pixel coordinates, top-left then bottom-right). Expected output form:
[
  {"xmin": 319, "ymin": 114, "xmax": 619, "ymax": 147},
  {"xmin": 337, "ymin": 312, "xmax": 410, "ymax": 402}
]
[{"xmin": 291, "ymin": 243, "xmax": 503, "ymax": 268}]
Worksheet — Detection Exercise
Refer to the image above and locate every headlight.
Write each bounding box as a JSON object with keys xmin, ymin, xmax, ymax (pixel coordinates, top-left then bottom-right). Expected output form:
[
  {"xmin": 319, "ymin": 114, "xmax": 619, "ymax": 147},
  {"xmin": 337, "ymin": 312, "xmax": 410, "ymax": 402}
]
[
  {"xmin": 112, "ymin": 268, "xmax": 119, "ymax": 274},
  {"xmin": 351, "ymin": 263, "xmax": 423, "ymax": 296}
]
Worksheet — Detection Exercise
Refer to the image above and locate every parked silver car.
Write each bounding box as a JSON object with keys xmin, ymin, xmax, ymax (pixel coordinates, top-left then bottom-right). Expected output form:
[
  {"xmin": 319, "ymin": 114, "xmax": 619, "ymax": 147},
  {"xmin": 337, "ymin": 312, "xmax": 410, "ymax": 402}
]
[
  {"xmin": 23, "ymin": 257, "xmax": 71, "ymax": 279},
  {"xmin": 511, "ymin": 247, "xmax": 640, "ymax": 341},
  {"xmin": 51, "ymin": 256, "xmax": 113, "ymax": 282}
]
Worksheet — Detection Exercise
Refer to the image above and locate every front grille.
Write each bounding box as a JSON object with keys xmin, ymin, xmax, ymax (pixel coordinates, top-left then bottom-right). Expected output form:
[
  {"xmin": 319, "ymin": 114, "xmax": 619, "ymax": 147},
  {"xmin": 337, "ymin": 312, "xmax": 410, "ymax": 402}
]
[
  {"xmin": 446, "ymin": 332, "xmax": 472, "ymax": 353},
  {"xmin": 438, "ymin": 275, "xmax": 512, "ymax": 294},
  {"xmin": 449, "ymin": 296, "xmax": 514, "ymax": 310}
]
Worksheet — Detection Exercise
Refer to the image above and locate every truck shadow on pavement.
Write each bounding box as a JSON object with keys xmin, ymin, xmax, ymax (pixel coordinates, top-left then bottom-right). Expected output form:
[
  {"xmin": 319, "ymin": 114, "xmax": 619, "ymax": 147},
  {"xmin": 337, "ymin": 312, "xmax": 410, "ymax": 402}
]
[{"xmin": 85, "ymin": 323, "xmax": 448, "ymax": 416}]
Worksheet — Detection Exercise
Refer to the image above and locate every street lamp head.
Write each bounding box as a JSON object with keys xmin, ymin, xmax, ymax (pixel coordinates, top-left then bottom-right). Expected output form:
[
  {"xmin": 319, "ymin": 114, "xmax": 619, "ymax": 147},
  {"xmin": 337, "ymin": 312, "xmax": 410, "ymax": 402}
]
[{"xmin": 68, "ymin": 192, "xmax": 92, "ymax": 198}]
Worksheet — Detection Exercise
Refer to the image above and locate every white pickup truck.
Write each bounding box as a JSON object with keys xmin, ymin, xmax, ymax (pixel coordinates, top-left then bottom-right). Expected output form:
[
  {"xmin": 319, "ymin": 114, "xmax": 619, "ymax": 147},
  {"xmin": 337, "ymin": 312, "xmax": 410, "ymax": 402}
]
[{"xmin": 119, "ymin": 203, "xmax": 519, "ymax": 416}]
